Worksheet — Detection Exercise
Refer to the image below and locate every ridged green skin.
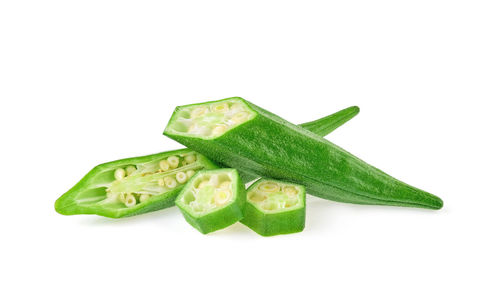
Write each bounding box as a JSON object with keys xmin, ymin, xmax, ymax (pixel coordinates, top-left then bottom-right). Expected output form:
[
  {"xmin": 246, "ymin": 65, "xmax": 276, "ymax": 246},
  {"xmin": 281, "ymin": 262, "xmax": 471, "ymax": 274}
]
[
  {"xmin": 175, "ymin": 169, "xmax": 246, "ymax": 234},
  {"xmin": 55, "ymin": 106, "xmax": 358, "ymax": 218},
  {"xmin": 241, "ymin": 179, "xmax": 306, "ymax": 236},
  {"xmin": 164, "ymin": 97, "xmax": 443, "ymax": 210},
  {"xmin": 238, "ymin": 105, "xmax": 359, "ymax": 182},
  {"xmin": 55, "ymin": 149, "xmax": 219, "ymax": 218}
]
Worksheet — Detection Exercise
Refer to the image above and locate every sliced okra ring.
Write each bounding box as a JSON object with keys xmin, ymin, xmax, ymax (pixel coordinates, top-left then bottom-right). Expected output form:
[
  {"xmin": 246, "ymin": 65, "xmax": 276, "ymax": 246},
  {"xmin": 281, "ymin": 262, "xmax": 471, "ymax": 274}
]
[
  {"xmin": 175, "ymin": 168, "xmax": 245, "ymax": 234},
  {"xmin": 55, "ymin": 149, "xmax": 218, "ymax": 218},
  {"xmin": 241, "ymin": 178, "xmax": 306, "ymax": 236}
]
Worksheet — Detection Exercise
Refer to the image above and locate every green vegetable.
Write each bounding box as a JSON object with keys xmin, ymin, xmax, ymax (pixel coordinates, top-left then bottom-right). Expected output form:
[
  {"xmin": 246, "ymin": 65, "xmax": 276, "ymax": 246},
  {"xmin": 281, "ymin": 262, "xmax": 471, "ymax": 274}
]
[
  {"xmin": 55, "ymin": 105, "xmax": 358, "ymax": 218},
  {"xmin": 164, "ymin": 97, "xmax": 443, "ymax": 210},
  {"xmin": 242, "ymin": 178, "xmax": 306, "ymax": 236},
  {"xmin": 55, "ymin": 149, "xmax": 218, "ymax": 218},
  {"xmin": 175, "ymin": 168, "xmax": 245, "ymax": 234}
]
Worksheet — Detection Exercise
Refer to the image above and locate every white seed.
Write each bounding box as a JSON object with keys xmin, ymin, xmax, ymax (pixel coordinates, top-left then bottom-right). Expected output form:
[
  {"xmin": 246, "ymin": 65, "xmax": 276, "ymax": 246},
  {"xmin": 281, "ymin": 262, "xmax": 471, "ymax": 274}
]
[
  {"xmin": 186, "ymin": 170, "xmax": 195, "ymax": 178},
  {"xmin": 212, "ymin": 125, "xmax": 227, "ymax": 136},
  {"xmin": 229, "ymin": 103, "xmax": 244, "ymax": 113},
  {"xmin": 164, "ymin": 176, "xmax": 177, "ymax": 189},
  {"xmin": 284, "ymin": 186, "xmax": 298, "ymax": 197},
  {"xmin": 210, "ymin": 103, "xmax": 229, "ymax": 113},
  {"xmin": 126, "ymin": 165, "xmax": 137, "ymax": 176},
  {"xmin": 184, "ymin": 154, "xmax": 196, "ymax": 164},
  {"xmin": 231, "ymin": 111, "xmax": 249, "ymax": 124},
  {"xmin": 167, "ymin": 156, "xmax": 179, "ymax": 168},
  {"xmin": 176, "ymin": 171, "xmax": 187, "ymax": 184},
  {"xmin": 214, "ymin": 189, "xmax": 232, "ymax": 206},
  {"xmin": 124, "ymin": 194, "xmax": 136, "ymax": 207},
  {"xmin": 159, "ymin": 160, "xmax": 170, "ymax": 171},
  {"xmin": 158, "ymin": 178, "xmax": 165, "ymax": 186},
  {"xmin": 219, "ymin": 181, "xmax": 231, "ymax": 189},
  {"xmin": 191, "ymin": 106, "xmax": 208, "ymax": 118},
  {"xmin": 258, "ymin": 182, "xmax": 279, "ymax": 193},
  {"xmin": 139, "ymin": 194, "xmax": 150, "ymax": 203},
  {"xmin": 248, "ymin": 192, "xmax": 267, "ymax": 203},
  {"xmin": 114, "ymin": 168, "xmax": 126, "ymax": 180}
]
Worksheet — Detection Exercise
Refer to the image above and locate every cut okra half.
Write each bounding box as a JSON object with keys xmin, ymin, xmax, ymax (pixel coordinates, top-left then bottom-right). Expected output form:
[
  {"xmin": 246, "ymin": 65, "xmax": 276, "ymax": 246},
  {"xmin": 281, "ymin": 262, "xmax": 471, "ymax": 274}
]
[
  {"xmin": 55, "ymin": 149, "xmax": 218, "ymax": 218},
  {"xmin": 167, "ymin": 98, "xmax": 257, "ymax": 139},
  {"xmin": 175, "ymin": 168, "xmax": 245, "ymax": 234},
  {"xmin": 241, "ymin": 178, "xmax": 306, "ymax": 236}
]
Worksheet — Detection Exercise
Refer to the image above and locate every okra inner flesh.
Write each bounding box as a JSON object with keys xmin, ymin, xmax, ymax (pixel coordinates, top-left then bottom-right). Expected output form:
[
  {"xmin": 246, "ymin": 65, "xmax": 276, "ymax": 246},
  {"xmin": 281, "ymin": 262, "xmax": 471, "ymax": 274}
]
[
  {"xmin": 169, "ymin": 99, "xmax": 256, "ymax": 138},
  {"xmin": 77, "ymin": 152, "xmax": 202, "ymax": 208},
  {"xmin": 247, "ymin": 180, "xmax": 302, "ymax": 212},
  {"xmin": 179, "ymin": 171, "xmax": 237, "ymax": 216}
]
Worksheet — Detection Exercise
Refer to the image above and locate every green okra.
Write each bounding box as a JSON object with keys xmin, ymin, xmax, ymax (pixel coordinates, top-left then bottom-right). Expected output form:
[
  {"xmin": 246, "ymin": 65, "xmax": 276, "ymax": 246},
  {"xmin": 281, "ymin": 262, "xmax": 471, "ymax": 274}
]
[
  {"xmin": 55, "ymin": 105, "xmax": 358, "ymax": 218},
  {"xmin": 242, "ymin": 178, "xmax": 306, "ymax": 236},
  {"xmin": 55, "ymin": 150, "xmax": 218, "ymax": 218},
  {"xmin": 164, "ymin": 97, "xmax": 443, "ymax": 210},
  {"xmin": 175, "ymin": 168, "xmax": 245, "ymax": 234}
]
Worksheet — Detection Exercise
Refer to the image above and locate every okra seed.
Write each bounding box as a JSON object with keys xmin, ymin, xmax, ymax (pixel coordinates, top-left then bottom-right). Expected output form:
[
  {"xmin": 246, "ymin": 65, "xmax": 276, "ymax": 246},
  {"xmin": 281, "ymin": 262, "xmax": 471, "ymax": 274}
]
[
  {"xmin": 248, "ymin": 192, "xmax": 267, "ymax": 203},
  {"xmin": 139, "ymin": 194, "xmax": 150, "ymax": 203},
  {"xmin": 158, "ymin": 178, "xmax": 165, "ymax": 186},
  {"xmin": 191, "ymin": 107, "xmax": 207, "ymax": 118},
  {"xmin": 159, "ymin": 160, "xmax": 170, "ymax": 171},
  {"xmin": 164, "ymin": 176, "xmax": 177, "ymax": 189},
  {"xmin": 184, "ymin": 154, "xmax": 196, "ymax": 164},
  {"xmin": 186, "ymin": 170, "xmax": 195, "ymax": 178},
  {"xmin": 211, "ymin": 103, "xmax": 229, "ymax": 113},
  {"xmin": 114, "ymin": 168, "xmax": 126, "ymax": 181},
  {"xmin": 167, "ymin": 156, "xmax": 179, "ymax": 168},
  {"xmin": 212, "ymin": 125, "xmax": 227, "ymax": 136},
  {"xmin": 124, "ymin": 194, "xmax": 136, "ymax": 207},
  {"xmin": 126, "ymin": 165, "xmax": 137, "ymax": 176},
  {"xmin": 231, "ymin": 112, "xmax": 249, "ymax": 124},
  {"xmin": 214, "ymin": 189, "xmax": 232, "ymax": 206},
  {"xmin": 284, "ymin": 186, "xmax": 298, "ymax": 197},
  {"xmin": 258, "ymin": 182, "xmax": 279, "ymax": 193},
  {"xmin": 219, "ymin": 181, "xmax": 231, "ymax": 189},
  {"xmin": 176, "ymin": 171, "xmax": 187, "ymax": 184}
]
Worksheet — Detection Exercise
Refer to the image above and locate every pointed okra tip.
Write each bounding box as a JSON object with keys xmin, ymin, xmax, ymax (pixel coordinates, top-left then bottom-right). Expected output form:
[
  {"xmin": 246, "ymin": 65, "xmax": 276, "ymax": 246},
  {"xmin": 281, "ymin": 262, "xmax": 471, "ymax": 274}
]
[
  {"xmin": 164, "ymin": 97, "xmax": 257, "ymax": 139},
  {"xmin": 175, "ymin": 168, "xmax": 244, "ymax": 234},
  {"xmin": 242, "ymin": 178, "xmax": 306, "ymax": 236}
]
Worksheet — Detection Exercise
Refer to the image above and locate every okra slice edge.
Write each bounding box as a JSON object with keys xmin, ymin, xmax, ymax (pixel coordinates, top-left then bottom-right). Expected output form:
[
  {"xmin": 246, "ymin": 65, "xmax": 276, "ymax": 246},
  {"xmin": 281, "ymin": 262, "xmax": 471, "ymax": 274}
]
[
  {"xmin": 242, "ymin": 178, "xmax": 306, "ymax": 236},
  {"xmin": 175, "ymin": 168, "xmax": 245, "ymax": 234}
]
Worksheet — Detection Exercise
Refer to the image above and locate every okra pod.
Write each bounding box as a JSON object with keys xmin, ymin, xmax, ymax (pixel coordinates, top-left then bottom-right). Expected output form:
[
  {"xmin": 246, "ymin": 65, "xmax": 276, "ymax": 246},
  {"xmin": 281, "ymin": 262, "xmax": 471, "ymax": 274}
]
[
  {"xmin": 164, "ymin": 97, "xmax": 443, "ymax": 209},
  {"xmin": 55, "ymin": 105, "xmax": 359, "ymax": 218}
]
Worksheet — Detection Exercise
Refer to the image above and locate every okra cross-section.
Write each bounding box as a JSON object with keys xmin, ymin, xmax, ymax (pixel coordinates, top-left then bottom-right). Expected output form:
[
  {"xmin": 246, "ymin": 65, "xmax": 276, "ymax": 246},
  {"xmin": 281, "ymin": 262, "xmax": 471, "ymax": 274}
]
[
  {"xmin": 168, "ymin": 98, "xmax": 257, "ymax": 139},
  {"xmin": 55, "ymin": 149, "xmax": 218, "ymax": 218},
  {"xmin": 175, "ymin": 169, "xmax": 245, "ymax": 234},
  {"xmin": 242, "ymin": 179, "xmax": 306, "ymax": 236}
]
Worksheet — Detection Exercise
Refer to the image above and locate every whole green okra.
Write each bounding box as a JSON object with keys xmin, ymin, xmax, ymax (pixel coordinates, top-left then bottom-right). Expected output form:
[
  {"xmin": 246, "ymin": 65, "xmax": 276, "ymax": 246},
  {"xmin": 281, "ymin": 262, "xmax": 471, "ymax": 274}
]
[{"xmin": 164, "ymin": 97, "xmax": 443, "ymax": 210}]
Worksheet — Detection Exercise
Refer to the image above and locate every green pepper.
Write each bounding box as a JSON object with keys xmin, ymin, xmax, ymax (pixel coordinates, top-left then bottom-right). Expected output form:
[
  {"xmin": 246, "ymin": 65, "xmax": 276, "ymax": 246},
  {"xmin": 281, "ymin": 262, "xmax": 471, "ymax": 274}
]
[
  {"xmin": 164, "ymin": 97, "xmax": 443, "ymax": 210},
  {"xmin": 55, "ymin": 105, "xmax": 359, "ymax": 218},
  {"xmin": 242, "ymin": 178, "xmax": 306, "ymax": 236},
  {"xmin": 175, "ymin": 169, "xmax": 245, "ymax": 234}
]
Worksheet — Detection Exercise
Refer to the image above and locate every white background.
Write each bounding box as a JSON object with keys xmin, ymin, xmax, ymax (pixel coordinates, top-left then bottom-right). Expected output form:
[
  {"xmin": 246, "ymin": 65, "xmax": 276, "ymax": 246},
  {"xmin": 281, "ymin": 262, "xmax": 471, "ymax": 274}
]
[{"xmin": 1, "ymin": 1, "xmax": 499, "ymax": 306}]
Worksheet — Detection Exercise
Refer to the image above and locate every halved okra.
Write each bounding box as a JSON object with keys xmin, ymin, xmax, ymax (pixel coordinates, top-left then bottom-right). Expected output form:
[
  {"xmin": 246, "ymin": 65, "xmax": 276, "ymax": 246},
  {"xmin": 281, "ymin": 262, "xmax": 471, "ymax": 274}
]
[
  {"xmin": 55, "ymin": 105, "xmax": 359, "ymax": 218},
  {"xmin": 175, "ymin": 169, "xmax": 245, "ymax": 234},
  {"xmin": 55, "ymin": 149, "xmax": 218, "ymax": 218},
  {"xmin": 242, "ymin": 179, "xmax": 306, "ymax": 236},
  {"xmin": 164, "ymin": 97, "xmax": 443, "ymax": 209}
]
